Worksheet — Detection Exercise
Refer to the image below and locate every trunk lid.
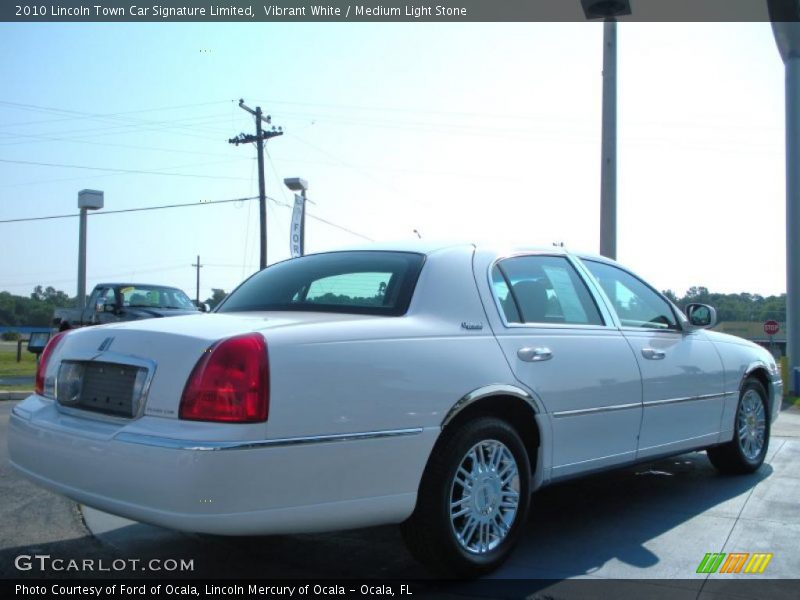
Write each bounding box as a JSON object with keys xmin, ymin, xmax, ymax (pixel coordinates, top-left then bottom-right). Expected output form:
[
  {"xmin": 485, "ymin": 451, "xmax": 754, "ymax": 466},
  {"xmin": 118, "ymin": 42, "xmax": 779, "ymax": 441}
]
[{"xmin": 49, "ymin": 312, "xmax": 377, "ymax": 419}]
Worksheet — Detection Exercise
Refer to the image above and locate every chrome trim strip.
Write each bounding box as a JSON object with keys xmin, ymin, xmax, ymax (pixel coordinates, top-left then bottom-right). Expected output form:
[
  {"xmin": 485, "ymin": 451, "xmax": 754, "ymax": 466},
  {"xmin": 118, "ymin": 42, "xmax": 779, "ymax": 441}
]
[
  {"xmin": 114, "ymin": 427, "xmax": 424, "ymax": 452},
  {"xmin": 552, "ymin": 391, "xmax": 734, "ymax": 418},
  {"xmin": 552, "ymin": 402, "xmax": 641, "ymax": 418},
  {"xmin": 442, "ymin": 383, "xmax": 537, "ymax": 428},
  {"xmin": 10, "ymin": 406, "xmax": 29, "ymax": 420},
  {"xmin": 642, "ymin": 392, "xmax": 734, "ymax": 408},
  {"xmin": 54, "ymin": 352, "xmax": 157, "ymax": 421}
]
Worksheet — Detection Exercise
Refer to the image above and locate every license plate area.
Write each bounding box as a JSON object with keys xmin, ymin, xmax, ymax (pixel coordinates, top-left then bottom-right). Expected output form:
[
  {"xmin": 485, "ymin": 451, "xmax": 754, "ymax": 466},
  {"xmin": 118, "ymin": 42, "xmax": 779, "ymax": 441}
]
[{"xmin": 57, "ymin": 361, "xmax": 147, "ymax": 418}]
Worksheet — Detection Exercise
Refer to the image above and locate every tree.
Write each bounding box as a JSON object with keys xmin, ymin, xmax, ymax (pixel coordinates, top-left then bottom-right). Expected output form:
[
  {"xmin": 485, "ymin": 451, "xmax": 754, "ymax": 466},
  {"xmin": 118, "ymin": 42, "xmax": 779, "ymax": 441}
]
[
  {"xmin": 204, "ymin": 289, "xmax": 227, "ymax": 310},
  {"xmin": 664, "ymin": 288, "xmax": 786, "ymax": 324},
  {"xmin": 0, "ymin": 287, "xmax": 76, "ymax": 327}
]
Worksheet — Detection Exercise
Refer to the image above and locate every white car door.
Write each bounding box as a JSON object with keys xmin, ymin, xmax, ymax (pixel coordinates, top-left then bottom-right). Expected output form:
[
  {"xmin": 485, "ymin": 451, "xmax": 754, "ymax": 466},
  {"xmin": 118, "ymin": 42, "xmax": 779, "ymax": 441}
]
[
  {"xmin": 477, "ymin": 252, "xmax": 643, "ymax": 480},
  {"xmin": 579, "ymin": 258, "xmax": 727, "ymax": 459}
]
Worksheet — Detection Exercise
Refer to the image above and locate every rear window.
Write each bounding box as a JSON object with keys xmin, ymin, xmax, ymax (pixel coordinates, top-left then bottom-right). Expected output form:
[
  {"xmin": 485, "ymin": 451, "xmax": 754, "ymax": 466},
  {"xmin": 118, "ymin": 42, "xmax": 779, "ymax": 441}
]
[{"xmin": 218, "ymin": 251, "xmax": 426, "ymax": 316}]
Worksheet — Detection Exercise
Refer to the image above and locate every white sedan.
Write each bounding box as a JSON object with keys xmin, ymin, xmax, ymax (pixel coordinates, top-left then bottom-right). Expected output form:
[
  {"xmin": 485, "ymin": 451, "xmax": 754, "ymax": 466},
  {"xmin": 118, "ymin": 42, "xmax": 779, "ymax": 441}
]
[{"xmin": 8, "ymin": 243, "xmax": 782, "ymax": 576}]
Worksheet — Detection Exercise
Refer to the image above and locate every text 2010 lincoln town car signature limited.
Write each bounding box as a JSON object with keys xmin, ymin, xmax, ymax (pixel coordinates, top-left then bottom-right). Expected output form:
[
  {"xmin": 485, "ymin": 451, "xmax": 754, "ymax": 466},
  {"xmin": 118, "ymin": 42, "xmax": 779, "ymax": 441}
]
[{"xmin": 9, "ymin": 243, "xmax": 782, "ymax": 575}]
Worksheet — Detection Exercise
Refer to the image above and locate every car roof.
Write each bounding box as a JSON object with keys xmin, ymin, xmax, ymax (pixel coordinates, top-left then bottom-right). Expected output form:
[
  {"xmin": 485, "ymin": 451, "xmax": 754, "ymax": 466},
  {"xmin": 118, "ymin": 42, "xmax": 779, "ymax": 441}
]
[
  {"xmin": 96, "ymin": 283, "xmax": 184, "ymax": 290},
  {"xmin": 314, "ymin": 240, "xmax": 574, "ymax": 257}
]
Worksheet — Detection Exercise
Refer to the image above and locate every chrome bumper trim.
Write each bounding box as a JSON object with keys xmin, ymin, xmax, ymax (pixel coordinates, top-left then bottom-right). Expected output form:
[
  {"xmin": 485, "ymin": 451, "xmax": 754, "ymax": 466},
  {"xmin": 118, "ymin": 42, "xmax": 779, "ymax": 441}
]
[{"xmin": 114, "ymin": 427, "xmax": 424, "ymax": 451}]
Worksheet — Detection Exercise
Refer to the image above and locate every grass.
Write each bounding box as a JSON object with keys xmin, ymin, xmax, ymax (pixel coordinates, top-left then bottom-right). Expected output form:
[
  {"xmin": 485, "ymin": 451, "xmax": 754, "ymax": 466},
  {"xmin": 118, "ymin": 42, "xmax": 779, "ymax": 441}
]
[
  {"xmin": 0, "ymin": 385, "xmax": 34, "ymax": 392},
  {"xmin": 0, "ymin": 343, "xmax": 36, "ymax": 391}
]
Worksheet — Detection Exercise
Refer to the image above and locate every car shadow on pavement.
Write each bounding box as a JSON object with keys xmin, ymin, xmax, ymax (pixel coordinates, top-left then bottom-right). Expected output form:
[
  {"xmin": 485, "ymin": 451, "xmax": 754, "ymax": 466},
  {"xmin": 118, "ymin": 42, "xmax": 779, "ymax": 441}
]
[
  {"xmin": 479, "ymin": 450, "xmax": 778, "ymax": 600},
  {"xmin": 1, "ymin": 449, "xmax": 774, "ymax": 585}
]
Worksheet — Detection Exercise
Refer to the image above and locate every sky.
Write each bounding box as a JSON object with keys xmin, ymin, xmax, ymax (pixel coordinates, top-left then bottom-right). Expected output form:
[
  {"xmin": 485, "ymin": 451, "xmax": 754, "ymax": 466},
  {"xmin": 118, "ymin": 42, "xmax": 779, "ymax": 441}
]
[{"xmin": 0, "ymin": 21, "xmax": 787, "ymax": 302}]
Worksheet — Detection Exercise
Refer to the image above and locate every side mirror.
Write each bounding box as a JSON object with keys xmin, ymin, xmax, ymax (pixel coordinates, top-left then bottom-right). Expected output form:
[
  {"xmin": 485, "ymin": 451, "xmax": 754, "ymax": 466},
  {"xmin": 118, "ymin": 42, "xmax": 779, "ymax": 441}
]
[
  {"xmin": 686, "ymin": 303, "xmax": 717, "ymax": 329},
  {"xmin": 104, "ymin": 303, "xmax": 117, "ymax": 313},
  {"xmin": 95, "ymin": 299, "xmax": 105, "ymax": 313}
]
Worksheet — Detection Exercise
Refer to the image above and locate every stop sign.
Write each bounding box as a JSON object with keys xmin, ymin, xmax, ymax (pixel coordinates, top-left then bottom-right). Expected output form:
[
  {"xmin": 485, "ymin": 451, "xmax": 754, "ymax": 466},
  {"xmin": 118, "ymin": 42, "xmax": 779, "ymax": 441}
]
[{"xmin": 764, "ymin": 320, "xmax": 780, "ymax": 336}]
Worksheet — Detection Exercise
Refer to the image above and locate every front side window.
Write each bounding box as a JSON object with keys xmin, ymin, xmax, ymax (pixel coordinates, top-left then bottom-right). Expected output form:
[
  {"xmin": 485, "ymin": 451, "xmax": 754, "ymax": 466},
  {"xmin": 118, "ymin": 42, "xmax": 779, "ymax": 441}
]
[
  {"xmin": 583, "ymin": 260, "xmax": 679, "ymax": 330},
  {"xmin": 492, "ymin": 255, "xmax": 604, "ymax": 326},
  {"xmin": 218, "ymin": 251, "xmax": 425, "ymax": 316}
]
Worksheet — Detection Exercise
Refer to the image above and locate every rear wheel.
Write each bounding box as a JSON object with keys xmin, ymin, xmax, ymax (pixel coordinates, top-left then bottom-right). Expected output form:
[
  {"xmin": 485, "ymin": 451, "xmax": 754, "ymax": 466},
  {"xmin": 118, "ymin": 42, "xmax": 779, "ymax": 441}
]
[
  {"xmin": 401, "ymin": 417, "xmax": 531, "ymax": 577},
  {"xmin": 707, "ymin": 379, "xmax": 770, "ymax": 474}
]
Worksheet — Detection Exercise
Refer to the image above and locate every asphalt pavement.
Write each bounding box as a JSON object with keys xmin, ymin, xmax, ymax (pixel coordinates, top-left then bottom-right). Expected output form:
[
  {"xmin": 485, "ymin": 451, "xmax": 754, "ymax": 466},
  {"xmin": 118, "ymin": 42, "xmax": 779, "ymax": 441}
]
[{"xmin": 1, "ymin": 400, "xmax": 799, "ymax": 599}]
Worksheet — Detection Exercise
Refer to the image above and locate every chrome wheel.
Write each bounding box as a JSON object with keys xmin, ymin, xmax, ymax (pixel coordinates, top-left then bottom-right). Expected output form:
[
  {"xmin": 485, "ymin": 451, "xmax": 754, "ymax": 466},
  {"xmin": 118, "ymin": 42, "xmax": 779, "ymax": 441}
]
[
  {"xmin": 737, "ymin": 389, "xmax": 767, "ymax": 460},
  {"xmin": 449, "ymin": 439, "xmax": 520, "ymax": 555}
]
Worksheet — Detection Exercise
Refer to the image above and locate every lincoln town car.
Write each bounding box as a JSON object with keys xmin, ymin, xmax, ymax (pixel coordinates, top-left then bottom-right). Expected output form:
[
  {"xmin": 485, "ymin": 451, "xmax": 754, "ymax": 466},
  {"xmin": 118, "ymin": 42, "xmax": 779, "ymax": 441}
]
[{"xmin": 8, "ymin": 243, "xmax": 782, "ymax": 575}]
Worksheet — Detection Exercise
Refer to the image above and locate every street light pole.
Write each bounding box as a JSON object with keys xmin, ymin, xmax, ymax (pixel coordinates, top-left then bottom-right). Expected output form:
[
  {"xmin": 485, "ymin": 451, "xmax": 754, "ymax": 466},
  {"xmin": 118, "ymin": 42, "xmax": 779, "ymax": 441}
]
[
  {"xmin": 76, "ymin": 190, "xmax": 103, "ymax": 311},
  {"xmin": 770, "ymin": 7, "xmax": 800, "ymax": 393},
  {"xmin": 77, "ymin": 207, "xmax": 87, "ymax": 310}
]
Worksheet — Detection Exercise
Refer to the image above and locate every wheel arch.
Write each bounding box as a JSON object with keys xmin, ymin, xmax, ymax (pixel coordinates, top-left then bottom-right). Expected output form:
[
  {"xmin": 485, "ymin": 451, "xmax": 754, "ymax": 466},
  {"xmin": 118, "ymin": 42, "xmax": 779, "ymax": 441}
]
[
  {"xmin": 741, "ymin": 364, "xmax": 773, "ymax": 418},
  {"xmin": 440, "ymin": 385, "xmax": 541, "ymax": 478}
]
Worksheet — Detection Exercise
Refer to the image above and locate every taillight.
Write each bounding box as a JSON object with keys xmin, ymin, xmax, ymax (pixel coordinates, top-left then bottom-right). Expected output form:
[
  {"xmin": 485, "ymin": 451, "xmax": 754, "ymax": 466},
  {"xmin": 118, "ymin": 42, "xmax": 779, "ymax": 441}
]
[
  {"xmin": 179, "ymin": 333, "xmax": 269, "ymax": 423},
  {"xmin": 35, "ymin": 331, "xmax": 68, "ymax": 396}
]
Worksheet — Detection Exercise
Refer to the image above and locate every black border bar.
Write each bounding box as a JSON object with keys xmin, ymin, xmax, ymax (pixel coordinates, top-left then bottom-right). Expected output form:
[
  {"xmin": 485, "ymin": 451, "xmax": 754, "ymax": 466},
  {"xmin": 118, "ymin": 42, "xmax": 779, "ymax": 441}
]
[{"xmin": 2, "ymin": 1, "xmax": 800, "ymax": 23}]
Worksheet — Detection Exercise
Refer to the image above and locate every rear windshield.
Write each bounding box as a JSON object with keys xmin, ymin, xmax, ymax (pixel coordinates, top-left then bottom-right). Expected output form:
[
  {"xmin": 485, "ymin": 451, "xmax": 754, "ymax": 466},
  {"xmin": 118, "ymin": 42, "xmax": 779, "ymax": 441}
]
[{"xmin": 218, "ymin": 251, "xmax": 426, "ymax": 316}]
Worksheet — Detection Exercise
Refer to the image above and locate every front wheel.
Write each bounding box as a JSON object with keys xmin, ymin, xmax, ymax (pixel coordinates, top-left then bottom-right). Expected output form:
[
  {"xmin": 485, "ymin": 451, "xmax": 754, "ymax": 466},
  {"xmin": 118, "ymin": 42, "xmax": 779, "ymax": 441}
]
[
  {"xmin": 707, "ymin": 379, "xmax": 770, "ymax": 474},
  {"xmin": 401, "ymin": 417, "xmax": 531, "ymax": 577}
]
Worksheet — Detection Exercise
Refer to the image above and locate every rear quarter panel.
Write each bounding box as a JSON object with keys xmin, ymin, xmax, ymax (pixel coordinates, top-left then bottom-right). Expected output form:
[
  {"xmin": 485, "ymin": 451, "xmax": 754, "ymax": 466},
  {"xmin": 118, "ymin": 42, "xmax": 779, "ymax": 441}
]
[{"xmin": 262, "ymin": 246, "xmax": 516, "ymax": 438}]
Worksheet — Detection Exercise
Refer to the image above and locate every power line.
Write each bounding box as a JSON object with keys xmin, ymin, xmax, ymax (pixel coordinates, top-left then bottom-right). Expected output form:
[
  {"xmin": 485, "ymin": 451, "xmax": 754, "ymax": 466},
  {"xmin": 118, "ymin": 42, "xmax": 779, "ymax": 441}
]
[
  {"xmin": 267, "ymin": 196, "xmax": 373, "ymax": 241},
  {"xmin": 0, "ymin": 194, "xmax": 373, "ymax": 241},
  {"xmin": 0, "ymin": 196, "xmax": 259, "ymax": 224},
  {"xmin": 0, "ymin": 157, "xmax": 248, "ymax": 181},
  {"xmin": 0, "ymin": 129, "xmax": 237, "ymax": 159},
  {"xmin": 0, "ymin": 99, "xmax": 234, "ymax": 129}
]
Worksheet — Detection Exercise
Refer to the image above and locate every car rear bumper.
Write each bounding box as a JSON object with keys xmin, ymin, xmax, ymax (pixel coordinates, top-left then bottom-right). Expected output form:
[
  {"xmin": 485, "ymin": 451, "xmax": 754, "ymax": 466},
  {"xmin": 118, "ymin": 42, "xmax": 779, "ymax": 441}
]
[{"xmin": 9, "ymin": 397, "xmax": 435, "ymax": 535}]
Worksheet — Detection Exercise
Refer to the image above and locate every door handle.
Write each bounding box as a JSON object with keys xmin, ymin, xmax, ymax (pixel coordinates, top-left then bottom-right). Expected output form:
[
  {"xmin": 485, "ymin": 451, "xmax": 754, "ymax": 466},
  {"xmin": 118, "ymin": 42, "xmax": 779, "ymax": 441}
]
[
  {"xmin": 641, "ymin": 348, "xmax": 666, "ymax": 360},
  {"xmin": 518, "ymin": 347, "xmax": 553, "ymax": 362}
]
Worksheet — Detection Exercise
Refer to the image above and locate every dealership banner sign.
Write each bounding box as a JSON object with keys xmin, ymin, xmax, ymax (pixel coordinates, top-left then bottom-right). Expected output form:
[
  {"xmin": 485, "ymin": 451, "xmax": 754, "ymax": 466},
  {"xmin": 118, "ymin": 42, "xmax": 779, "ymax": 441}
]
[{"xmin": 290, "ymin": 193, "xmax": 305, "ymax": 258}]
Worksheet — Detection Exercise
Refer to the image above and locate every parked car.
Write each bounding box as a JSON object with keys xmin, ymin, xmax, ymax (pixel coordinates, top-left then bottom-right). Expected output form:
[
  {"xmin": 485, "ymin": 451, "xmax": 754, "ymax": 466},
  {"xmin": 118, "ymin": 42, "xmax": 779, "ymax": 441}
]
[
  {"xmin": 53, "ymin": 283, "xmax": 204, "ymax": 330},
  {"xmin": 9, "ymin": 243, "xmax": 782, "ymax": 576}
]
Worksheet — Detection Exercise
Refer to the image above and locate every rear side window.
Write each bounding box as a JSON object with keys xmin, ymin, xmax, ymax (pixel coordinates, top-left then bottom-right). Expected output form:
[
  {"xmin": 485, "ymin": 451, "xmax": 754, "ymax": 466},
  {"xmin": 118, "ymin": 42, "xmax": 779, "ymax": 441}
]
[
  {"xmin": 492, "ymin": 255, "xmax": 604, "ymax": 326},
  {"xmin": 218, "ymin": 251, "xmax": 425, "ymax": 316}
]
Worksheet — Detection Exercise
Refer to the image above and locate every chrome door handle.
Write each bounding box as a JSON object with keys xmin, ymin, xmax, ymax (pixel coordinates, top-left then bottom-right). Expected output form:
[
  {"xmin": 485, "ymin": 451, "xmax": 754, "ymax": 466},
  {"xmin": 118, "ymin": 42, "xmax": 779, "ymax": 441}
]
[
  {"xmin": 641, "ymin": 348, "xmax": 666, "ymax": 360},
  {"xmin": 518, "ymin": 347, "xmax": 553, "ymax": 362}
]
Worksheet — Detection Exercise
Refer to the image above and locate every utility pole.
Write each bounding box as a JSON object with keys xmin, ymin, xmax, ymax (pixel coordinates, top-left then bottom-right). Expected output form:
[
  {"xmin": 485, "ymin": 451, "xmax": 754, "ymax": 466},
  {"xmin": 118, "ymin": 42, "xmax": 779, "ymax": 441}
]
[
  {"xmin": 599, "ymin": 18, "xmax": 618, "ymax": 260},
  {"xmin": 770, "ymin": 0, "xmax": 800, "ymax": 393},
  {"xmin": 581, "ymin": 1, "xmax": 630, "ymax": 260},
  {"xmin": 191, "ymin": 255, "xmax": 203, "ymax": 305},
  {"xmin": 229, "ymin": 99, "xmax": 283, "ymax": 269}
]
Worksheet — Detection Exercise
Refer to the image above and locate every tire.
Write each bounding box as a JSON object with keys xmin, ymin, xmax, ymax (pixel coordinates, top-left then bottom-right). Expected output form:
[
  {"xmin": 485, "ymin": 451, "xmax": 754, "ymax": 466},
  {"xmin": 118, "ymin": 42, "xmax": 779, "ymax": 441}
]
[
  {"xmin": 707, "ymin": 379, "xmax": 770, "ymax": 474},
  {"xmin": 401, "ymin": 417, "xmax": 531, "ymax": 577}
]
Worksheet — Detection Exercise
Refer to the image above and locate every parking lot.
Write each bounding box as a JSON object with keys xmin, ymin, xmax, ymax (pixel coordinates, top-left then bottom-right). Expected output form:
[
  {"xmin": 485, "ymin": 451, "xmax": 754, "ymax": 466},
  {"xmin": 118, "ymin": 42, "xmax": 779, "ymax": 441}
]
[{"xmin": 1, "ymin": 399, "xmax": 799, "ymax": 599}]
